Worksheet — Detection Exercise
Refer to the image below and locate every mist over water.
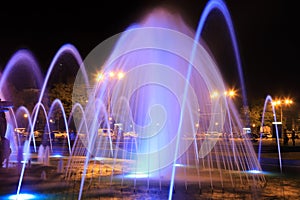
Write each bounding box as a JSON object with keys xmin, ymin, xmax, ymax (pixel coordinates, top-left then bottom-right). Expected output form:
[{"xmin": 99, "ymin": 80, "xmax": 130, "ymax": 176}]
[
  {"xmin": 70, "ymin": 2, "xmax": 264, "ymax": 199},
  {"xmin": 0, "ymin": 1, "xmax": 280, "ymax": 199}
]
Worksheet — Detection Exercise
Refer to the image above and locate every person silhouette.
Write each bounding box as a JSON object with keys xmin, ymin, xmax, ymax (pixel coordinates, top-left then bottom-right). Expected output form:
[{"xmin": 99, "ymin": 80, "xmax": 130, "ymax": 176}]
[
  {"xmin": 0, "ymin": 112, "xmax": 7, "ymax": 138},
  {"xmin": 0, "ymin": 112, "xmax": 11, "ymax": 168},
  {"xmin": 291, "ymin": 130, "xmax": 296, "ymax": 146},
  {"xmin": 283, "ymin": 129, "xmax": 289, "ymax": 145}
]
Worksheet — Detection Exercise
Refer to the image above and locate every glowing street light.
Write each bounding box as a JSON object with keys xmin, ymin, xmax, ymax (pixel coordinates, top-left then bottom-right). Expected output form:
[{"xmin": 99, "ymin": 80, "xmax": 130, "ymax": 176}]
[
  {"xmin": 210, "ymin": 88, "xmax": 237, "ymax": 99},
  {"xmin": 96, "ymin": 72, "xmax": 106, "ymax": 82},
  {"xmin": 224, "ymin": 89, "xmax": 237, "ymax": 98},
  {"xmin": 96, "ymin": 71, "xmax": 125, "ymax": 82},
  {"xmin": 95, "ymin": 70, "xmax": 125, "ymax": 126},
  {"xmin": 272, "ymin": 98, "xmax": 293, "ymax": 123},
  {"xmin": 210, "ymin": 88, "xmax": 237, "ymax": 132}
]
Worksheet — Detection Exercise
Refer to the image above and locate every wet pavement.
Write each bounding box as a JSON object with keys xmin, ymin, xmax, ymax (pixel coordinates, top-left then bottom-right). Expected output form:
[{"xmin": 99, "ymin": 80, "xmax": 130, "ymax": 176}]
[{"xmin": 0, "ymin": 138, "xmax": 299, "ymax": 199}]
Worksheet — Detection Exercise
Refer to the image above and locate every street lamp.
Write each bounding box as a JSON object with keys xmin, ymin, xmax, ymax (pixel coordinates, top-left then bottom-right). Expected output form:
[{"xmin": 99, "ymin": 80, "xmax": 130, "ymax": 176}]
[
  {"xmin": 96, "ymin": 70, "xmax": 125, "ymax": 127},
  {"xmin": 210, "ymin": 88, "xmax": 237, "ymax": 132},
  {"xmin": 224, "ymin": 89, "xmax": 237, "ymax": 98},
  {"xmin": 272, "ymin": 98, "xmax": 293, "ymax": 123},
  {"xmin": 210, "ymin": 89, "xmax": 237, "ymax": 99}
]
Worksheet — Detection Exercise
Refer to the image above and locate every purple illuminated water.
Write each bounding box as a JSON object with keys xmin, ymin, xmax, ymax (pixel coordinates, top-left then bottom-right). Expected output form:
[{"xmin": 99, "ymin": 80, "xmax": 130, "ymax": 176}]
[
  {"xmin": 68, "ymin": 0, "xmax": 265, "ymax": 199},
  {"xmin": 0, "ymin": 46, "xmax": 82, "ymax": 197},
  {"xmin": 0, "ymin": 0, "xmax": 289, "ymax": 199},
  {"xmin": 258, "ymin": 95, "xmax": 283, "ymax": 172}
]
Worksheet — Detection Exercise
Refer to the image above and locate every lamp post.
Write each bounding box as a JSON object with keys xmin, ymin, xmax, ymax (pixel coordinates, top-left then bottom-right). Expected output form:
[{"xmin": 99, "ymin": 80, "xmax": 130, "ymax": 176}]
[
  {"xmin": 210, "ymin": 88, "xmax": 237, "ymax": 132},
  {"xmin": 96, "ymin": 70, "xmax": 125, "ymax": 127},
  {"xmin": 272, "ymin": 98, "xmax": 293, "ymax": 128}
]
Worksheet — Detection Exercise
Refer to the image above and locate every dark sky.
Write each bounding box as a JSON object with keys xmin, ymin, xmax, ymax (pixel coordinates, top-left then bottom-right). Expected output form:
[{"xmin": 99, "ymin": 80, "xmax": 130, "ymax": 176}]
[{"xmin": 0, "ymin": 0, "xmax": 298, "ymax": 104}]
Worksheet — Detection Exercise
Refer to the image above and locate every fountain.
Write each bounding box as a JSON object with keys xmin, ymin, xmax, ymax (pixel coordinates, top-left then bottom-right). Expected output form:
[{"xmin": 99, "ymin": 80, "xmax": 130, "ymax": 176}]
[
  {"xmin": 3, "ymin": 0, "xmax": 295, "ymax": 199},
  {"xmin": 67, "ymin": 0, "xmax": 265, "ymax": 199},
  {"xmin": 37, "ymin": 144, "xmax": 44, "ymax": 164}
]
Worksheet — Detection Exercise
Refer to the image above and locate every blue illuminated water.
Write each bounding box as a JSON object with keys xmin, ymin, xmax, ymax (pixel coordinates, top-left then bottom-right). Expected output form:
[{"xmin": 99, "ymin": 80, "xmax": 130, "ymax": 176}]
[
  {"xmin": 0, "ymin": 0, "xmax": 277, "ymax": 199},
  {"xmin": 68, "ymin": 0, "xmax": 265, "ymax": 199}
]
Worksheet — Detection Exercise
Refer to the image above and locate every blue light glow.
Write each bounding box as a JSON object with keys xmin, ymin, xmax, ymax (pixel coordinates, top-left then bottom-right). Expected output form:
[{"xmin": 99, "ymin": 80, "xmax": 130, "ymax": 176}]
[
  {"xmin": 125, "ymin": 173, "xmax": 150, "ymax": 179},
  {"xmin": 247, "ymin": 170, "xmax": 262, "ymax": 174},
  {"xmin": 51, "ymin": 154, "xmax": 63, "ymax": 158},
  {"xmin": 8, "ymin": 193, "xmax": 37, "ymax": 200},
  {"xmin": 174, "ymin": 163, "xmax": 185, "ymax": 167},
  {"xmin": 245, "ymin": 170, "xmax": 270, "ymax": 175}
]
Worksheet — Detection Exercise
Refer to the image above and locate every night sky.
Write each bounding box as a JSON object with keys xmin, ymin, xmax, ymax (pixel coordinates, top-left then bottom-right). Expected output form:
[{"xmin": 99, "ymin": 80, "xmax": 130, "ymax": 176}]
[{"xmin": 0, "ymin": 0, "xmax": 298, "ymax": 104}]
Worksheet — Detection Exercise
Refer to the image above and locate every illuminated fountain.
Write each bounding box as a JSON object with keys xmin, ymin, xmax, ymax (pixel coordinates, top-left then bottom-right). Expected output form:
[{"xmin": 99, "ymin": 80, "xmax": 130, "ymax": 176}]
[
  {"xmin": 0, "ymin": 42, "xmax": 83, "ymax": 199},
  {"xmin": 0, "ymin": 0, "xmax": 276, "ymax": 199},
  {"xmin": 66, "ymin": 0, "xmax": 266, "ymax": 199}
]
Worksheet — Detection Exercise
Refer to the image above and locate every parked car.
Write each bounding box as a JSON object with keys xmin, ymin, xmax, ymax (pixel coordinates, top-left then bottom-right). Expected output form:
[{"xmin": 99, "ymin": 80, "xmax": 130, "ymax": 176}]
[
  {"xmin": 296, "ymin": 131, "xmax": 300, "ymax": 139},
  {"xmin": 46, "ymin": 131, "xmax": 67, "ymax": 141},
  {"xmin": 53, "ymin": 131, "xmax": 67, "ymax": 139},
  {"xmin": 123, "ymin": 131, "xmax": 138, "ymax": 138},
  {"xmin": 260, "ymin": 132, "xmax": 272, "ymax": 139},
  {"xmin": 14, "ymin": 128, "xmax": 27, "ymax": 137},
  {"xmin": 98, "ymin": 128, "xmax": 114, "ymax": 137},
  {"xmin": 15, "ymin": 128, "xmax": 43, "ymax": 138},
  {"xmin": 33, "ymin": 130, "xmax": 44, "ymax": 138}
]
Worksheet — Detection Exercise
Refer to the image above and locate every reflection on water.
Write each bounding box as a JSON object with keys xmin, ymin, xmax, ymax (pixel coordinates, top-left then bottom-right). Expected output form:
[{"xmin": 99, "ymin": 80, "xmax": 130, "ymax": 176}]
[
  {"xmin": 77, "ymin": 173, "xmax": 300, "ymax": 200},
  {"xmin": 1, "ymin": 166, "xmax": 299, "ymax": 200}
]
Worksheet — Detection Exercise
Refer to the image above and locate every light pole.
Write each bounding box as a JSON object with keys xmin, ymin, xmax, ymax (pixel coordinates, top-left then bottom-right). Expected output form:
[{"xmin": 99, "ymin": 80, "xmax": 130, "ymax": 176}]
[
  {"xmin": 210, "ymin": 88, "xmax": 237, "ymax": 132},
  {"xmin": 272, "ymin": 98, "xmax": 293, "ymax": 129},
  {"xmin": 96, "ymin": 70, "xmax": 125, "ymax": 128}
]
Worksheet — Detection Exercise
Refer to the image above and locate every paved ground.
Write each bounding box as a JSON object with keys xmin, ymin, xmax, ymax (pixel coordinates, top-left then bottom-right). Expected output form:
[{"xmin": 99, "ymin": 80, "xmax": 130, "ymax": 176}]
[
  {"xmin": 0, "ymin": 138, "xmax": 299, "ymax": 199},
  {"xmin": 252, "ymin": 138, "xmax": 300, "ymax": 159}
]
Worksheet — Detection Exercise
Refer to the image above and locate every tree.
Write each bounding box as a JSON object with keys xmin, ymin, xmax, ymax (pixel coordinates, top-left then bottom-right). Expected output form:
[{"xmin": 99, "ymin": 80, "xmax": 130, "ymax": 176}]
[
  {"xmin": 247, "ymin": 98, "xmax": 274, "ymax": 133},
  {"xmin": 48, "ymin": 83, "xmax": 73, "ymax": 130}
]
